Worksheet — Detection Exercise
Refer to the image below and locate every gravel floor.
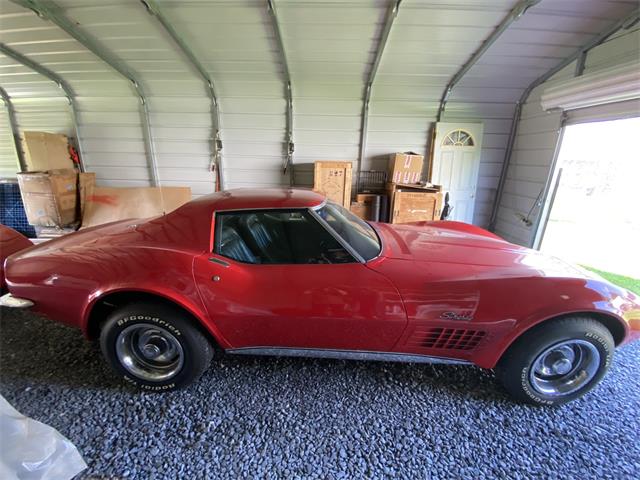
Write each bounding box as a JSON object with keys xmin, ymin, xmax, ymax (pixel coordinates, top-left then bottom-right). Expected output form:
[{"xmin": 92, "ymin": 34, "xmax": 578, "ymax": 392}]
[{"xmin": 1, "ymin": 308, "xmax": 639, "ymax": 479}]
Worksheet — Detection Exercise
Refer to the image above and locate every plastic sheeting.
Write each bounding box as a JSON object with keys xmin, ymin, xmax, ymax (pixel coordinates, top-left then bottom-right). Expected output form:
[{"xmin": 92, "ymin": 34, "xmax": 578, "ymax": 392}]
[{"xmin": 0, "ymin": 395, "xmax": 87, "ymax": 480}]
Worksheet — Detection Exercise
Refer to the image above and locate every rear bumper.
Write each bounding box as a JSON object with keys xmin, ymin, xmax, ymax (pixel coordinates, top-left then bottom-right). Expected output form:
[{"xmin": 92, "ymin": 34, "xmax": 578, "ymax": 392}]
[{"xmin": 0, "ymin": 293, "xmax": 34, "ymax": 308}]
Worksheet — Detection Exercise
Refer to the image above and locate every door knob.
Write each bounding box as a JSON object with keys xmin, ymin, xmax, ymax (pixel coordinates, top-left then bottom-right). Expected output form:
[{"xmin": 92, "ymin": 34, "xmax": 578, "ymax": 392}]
[{"xmin": 212, "ymin": 275, "xmax": 221, "ymax": 282}]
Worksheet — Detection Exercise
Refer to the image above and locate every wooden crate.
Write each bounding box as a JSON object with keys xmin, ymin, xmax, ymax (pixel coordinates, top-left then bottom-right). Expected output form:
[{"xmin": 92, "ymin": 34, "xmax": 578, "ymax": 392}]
[
  {"xmin": 350, "ymin": 201, "xmax": 369, "ymax": 220},
  {"xmin": 313, "ymin": 161, "xmax": 352, "ymax": 208},
  {"xmin": 387, "ymin": 183, "xmax": 443, "ymax": 224}
]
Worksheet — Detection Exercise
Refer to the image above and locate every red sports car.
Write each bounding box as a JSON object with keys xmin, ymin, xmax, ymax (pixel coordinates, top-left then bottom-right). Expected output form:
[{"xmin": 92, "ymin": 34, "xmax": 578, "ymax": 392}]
[{"xmin": 2, "ymin": 189, "xmax": 638, "ymax": 405}]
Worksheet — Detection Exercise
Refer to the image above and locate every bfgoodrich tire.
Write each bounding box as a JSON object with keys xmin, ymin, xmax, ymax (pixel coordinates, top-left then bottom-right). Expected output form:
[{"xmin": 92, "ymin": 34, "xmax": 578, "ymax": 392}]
[
  {"xmin": 100, "ymin": 302, "xmax": 213, "ymax": 391},
  {"xmin": 496, "ymin": 317, "xmax": 614, "ymax": 406}
]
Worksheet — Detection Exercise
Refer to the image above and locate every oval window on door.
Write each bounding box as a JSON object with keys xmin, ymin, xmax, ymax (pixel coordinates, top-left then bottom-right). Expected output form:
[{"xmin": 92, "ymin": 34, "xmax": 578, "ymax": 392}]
[{"xmin": 442, "ymin": 129, "xmax": 475, "ymax": 147}]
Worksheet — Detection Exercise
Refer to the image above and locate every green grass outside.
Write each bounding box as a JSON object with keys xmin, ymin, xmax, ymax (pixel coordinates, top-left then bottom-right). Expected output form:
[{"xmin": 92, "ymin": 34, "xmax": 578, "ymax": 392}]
[{"xmin": 582, "ymin": 266, "xmax": 640, "ymax": 295}]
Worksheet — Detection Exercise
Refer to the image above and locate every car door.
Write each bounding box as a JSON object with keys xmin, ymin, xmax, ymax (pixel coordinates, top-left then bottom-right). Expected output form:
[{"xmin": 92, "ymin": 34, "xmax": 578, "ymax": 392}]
[{"xmin": 193, "ymin": 208, "xmax": 407, "ymax": 352}]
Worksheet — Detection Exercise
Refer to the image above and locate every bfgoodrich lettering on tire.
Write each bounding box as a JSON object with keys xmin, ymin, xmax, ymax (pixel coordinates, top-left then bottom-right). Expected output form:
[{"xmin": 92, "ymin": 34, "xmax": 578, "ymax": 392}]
[
  {"xmin": 100, "ymin": 302, "xmax": 213, "ymax": 391},
  {"xmin": 496, "ymin": 317, "xmax": 614, "ymax": 406}
]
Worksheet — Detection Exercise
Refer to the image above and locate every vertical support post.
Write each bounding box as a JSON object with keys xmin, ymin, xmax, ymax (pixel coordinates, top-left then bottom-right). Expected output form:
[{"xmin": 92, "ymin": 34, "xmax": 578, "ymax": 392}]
[
  {"xmin": 357, "ymin": 0, "xmax": 402, "ymax": 192},
  {"xmin": 0, "ymin": 86, "xmax": 26, "ymax": 172},
  {"xmin": 12, "ymin": 0, "xmax": 161, "ymax": 185},
  {"xmin": 138, "ymin": 92, "xmax": 160, "ymax": 186},
  {"xmin": 141, "ymin": 0, "xmax": 224, "ymax": 190},
  {"xmin": 574, "ymin": 50, "xmax": 587, "ymax": 77},
  {"xmin": 266, "ymin": 0, "xmax": 295, "ymax": 184},
  {"xmin": 0, "ymin": 43, "xmax": 86, "ymax": 172},
  {"xmin": 487, "ymin": 100, "xmax": 523, "ymax": 230}
]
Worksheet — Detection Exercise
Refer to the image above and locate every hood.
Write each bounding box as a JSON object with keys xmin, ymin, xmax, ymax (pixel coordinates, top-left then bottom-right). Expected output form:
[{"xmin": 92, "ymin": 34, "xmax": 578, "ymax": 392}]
[{"xmin": 374, "ymin": 221, "xmax": 594, "ymax": 280}]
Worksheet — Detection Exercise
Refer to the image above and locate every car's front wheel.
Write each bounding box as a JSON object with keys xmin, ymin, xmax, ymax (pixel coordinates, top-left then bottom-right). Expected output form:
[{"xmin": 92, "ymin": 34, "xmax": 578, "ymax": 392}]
[
  {"xmin": 100, "ymin": 302, "xmax": 213, "ymax": 391},
  {"xmin": 496, "ymin": 317, "xmax": 614, "ymax": 406}
]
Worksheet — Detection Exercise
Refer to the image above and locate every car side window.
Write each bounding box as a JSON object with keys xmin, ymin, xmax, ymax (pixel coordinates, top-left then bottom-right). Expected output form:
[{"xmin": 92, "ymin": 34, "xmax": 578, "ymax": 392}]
[{"xmin": 214, "ymin": 210, "xmax": 355, "ymax": 264}]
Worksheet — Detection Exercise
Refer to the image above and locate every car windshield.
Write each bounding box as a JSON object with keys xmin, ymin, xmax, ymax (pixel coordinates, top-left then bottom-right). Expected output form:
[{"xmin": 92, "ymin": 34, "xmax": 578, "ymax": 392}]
[{"xmin": 315, "ymin": 202, "xmax": 381, "ymax": 261}]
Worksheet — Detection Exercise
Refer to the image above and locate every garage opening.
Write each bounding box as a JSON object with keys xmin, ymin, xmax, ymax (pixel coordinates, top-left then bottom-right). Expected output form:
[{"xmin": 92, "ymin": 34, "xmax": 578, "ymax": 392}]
[{"xmin": 538, "ymin": 116, "xmax": 640, "ymax": 283}]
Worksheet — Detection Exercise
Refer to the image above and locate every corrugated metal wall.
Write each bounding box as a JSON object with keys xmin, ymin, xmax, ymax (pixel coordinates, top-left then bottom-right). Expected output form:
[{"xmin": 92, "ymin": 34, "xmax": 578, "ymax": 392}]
[
  {"xmin": 492, "ymin": 25, "xmax": 640, "ymax": 246},
  {"xmin": 283, "ymin": 0, "xmax": 386, "ymax": 187},
  {"xmin": 1, "ymin": 0, "xmax": 638, "ymax": 223}
]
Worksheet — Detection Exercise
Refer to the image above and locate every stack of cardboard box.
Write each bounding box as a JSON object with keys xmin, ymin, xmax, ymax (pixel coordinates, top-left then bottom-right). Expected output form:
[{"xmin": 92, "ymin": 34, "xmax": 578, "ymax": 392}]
[
  {"xmin": 16, "ymin": 132, "xmax": 94, "ymax": 235},
  {"xmin": 386, "ymin": 152, "xmax": 443, "ymax": 224},
  {"xmin": 346, "ymin": 152, "xmax": 444, "ymax": 224}
]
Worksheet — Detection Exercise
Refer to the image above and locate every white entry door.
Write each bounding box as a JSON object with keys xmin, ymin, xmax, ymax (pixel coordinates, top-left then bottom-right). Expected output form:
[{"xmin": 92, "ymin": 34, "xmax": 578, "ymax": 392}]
[{"xmin": 432, "ymin": 122, "xmax": 483, "ymax": 223}]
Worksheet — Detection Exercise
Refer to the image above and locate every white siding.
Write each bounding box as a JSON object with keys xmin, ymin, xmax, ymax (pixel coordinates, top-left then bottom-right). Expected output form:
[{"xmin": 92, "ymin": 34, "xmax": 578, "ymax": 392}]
[
  {"xmin": 493, "ymin": 84, "xmax": 564, "ymax": 246},
  {"xmin": 1, "ymin": 0, "xmax": 638, "ymax": 214},
  {"xmin": 492, "ymin": 24, "xmax": 640, "ymax": 246},
  {"xmin": 279, "ymin": 1, "xmax": 386, "ymax": 187},
  {"xmin": 366, "ymin": 0, "xmax": 511, "ymax": 181}
]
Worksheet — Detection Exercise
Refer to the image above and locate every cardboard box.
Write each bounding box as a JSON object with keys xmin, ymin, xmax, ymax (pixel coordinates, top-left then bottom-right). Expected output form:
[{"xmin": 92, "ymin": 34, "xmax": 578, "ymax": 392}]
[
  {"xmin": 81, "ymin": 186, "xmax": 192, "ymax": 228},
  {"xmin": 389, "ymin": 152, "xmax": 424, "ymax": 185},
  {"xmin": 313, "ymin": 161, "xmax": 352, "ymax": 208},
  {"xmin": 21, "ymin": 132, "xmax": 74, "ymax": 172},
  {"xmin": 17, "ymin": 170, "xmax": 78, "ymax": 227},
  {"xmin": 387, "ymin": 183, "xmax": 443, "ymax": 224}
]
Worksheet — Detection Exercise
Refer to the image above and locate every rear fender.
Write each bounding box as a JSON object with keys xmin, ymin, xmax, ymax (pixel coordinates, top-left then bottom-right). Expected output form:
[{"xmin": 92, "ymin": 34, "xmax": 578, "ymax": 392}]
[{"xmin": 81, "ymin": 285, "xmax": 231, "ymax": 349}]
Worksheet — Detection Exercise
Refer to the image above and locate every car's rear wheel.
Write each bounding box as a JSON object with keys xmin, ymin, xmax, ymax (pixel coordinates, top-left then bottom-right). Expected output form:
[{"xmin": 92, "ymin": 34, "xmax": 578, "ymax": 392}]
[
  {"xmin": 100, "ymin": 302, "xmax": 213, "ymax": 391},
  {"xmin": 496, "ymin": 317, "xmax": 614, "ymax": 406}
]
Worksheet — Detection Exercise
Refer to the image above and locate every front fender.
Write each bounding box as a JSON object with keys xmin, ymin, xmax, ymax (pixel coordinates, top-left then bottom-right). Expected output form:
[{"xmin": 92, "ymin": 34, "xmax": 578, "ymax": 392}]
[{"xmin": 474, "ymin": 278, "xmax": 635, "ymax": 369}]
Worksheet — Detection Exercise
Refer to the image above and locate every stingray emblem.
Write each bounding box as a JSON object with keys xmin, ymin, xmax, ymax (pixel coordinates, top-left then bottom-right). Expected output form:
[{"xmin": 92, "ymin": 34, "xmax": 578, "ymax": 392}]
[{"xmin": 440, "ymin": 311, "xmax": 474, "ymax": 321}]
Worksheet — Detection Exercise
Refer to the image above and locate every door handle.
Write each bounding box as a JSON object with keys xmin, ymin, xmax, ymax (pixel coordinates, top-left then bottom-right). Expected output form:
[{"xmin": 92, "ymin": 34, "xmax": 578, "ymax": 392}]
[{"xmin": 208, "ymin": 257, "xmax": 229, "ymax": 267}]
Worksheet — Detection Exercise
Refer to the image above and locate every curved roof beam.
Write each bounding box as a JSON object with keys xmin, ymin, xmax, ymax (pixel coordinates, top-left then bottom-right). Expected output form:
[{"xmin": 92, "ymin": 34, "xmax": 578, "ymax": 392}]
[
  {"xmin": 266, "ymin": 0, "xmax": 294, "ymax": 183},
  {"xmin": 0, "ymin": 42, "xmax": 86, "ymax": 172},
  {"xmin": 0, "ymin": 85, "xmax": 26, "ymax": 172},
  {"xmin": 11, "ymin": 0, "xmax": 160, "ymax": 185},
  {"xmin": 488, "ymin": 8, "xmax": 640, "ymax": 233},
  {"xmin": 357, "ymin": 0, "xmax": 402, "ymax": 189},
  {"xmin": 436, "ymin": 0, "xmax": 542, "ymax": 122},
  {"xmin": 141, "ymin": 0, "xmax": 225, "ymax": 190}
]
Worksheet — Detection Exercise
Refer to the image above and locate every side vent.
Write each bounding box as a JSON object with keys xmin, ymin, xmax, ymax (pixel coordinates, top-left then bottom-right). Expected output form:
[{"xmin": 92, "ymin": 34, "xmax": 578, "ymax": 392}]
[{"xmin": 422, "ymin": 328, "xmax": 486, "ymax": 351}]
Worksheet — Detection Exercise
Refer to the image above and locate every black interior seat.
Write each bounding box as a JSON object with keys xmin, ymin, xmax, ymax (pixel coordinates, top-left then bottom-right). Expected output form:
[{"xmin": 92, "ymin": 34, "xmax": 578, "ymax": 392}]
[
  {"xmin": 218, "ymin": 226, "xmax": 257, "ymax": 264},
  {"xmin": 239, "ymin": 213, "xmax": 293, "ymax": 263}
]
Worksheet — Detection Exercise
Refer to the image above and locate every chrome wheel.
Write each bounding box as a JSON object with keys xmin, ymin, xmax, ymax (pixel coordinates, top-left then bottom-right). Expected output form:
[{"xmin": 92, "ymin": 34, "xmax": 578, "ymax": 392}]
[
  {"xmin": 529, "ymin": 340, "xmax": 600, "ymax": 397},
  {"xmin": 115, "ymin": 324, "xmax": 184, "ymax": 382}
]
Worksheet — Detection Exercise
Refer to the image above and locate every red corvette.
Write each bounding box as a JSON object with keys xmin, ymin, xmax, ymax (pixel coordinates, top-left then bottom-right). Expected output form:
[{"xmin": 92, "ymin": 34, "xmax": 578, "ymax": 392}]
[{"xmin": 2, "ymin": 189, "xmax": 638, "ymax": 405}]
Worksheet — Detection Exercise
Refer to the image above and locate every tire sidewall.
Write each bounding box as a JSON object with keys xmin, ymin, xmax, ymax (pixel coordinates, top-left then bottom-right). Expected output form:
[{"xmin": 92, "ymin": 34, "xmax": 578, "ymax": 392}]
[
  {"xmin": 518, "ymin": 327, "xmax": 613, "ymax": 406},
  {"xmin": 100, "ymin": 306, "xmax": 205, "ymax": 392}
]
